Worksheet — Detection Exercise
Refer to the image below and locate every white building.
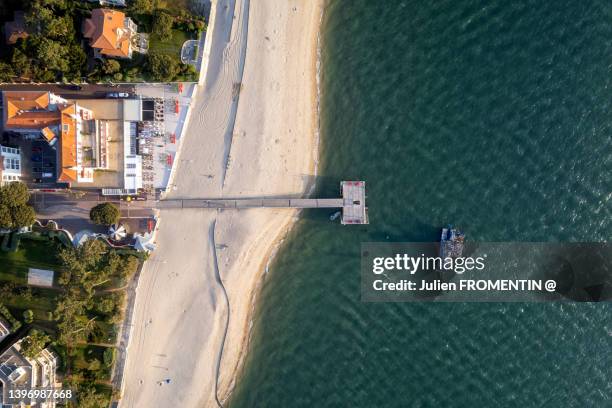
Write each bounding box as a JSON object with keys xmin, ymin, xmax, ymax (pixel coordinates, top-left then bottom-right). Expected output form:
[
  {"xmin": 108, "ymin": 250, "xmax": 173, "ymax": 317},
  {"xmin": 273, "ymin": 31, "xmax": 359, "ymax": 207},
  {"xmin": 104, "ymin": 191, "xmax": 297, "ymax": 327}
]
[
  {"xmin": 0, "ymin": 145, "xmax": 21, "ymax": 185},
  {"xmin": 123, "ymin": 121, "xmax": 143, "ymax": 194},
  {"xmin": 0, "ymin": 339, "xmax": 61, "ymax": 407}
]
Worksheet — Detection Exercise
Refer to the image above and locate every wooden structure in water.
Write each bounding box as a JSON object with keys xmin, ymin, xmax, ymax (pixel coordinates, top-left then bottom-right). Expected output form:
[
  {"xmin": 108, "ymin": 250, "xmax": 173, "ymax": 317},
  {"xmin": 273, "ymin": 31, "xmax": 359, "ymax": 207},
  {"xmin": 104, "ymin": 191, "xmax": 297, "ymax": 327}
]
[{"xmin": 156, "ymin": 181, "xmax": 369, "ymax": 225}]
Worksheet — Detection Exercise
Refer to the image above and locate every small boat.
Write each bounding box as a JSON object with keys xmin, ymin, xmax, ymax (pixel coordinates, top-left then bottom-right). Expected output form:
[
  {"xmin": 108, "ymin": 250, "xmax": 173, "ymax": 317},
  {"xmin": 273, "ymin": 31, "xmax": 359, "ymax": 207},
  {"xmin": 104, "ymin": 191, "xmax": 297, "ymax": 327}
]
[
  {"xmin": 329, "ymin": 211, "xmax": 341, "ymax": 221},
  {"xmin": 440, "ymin": 225, "xmax": 465, "ymax": 258}
]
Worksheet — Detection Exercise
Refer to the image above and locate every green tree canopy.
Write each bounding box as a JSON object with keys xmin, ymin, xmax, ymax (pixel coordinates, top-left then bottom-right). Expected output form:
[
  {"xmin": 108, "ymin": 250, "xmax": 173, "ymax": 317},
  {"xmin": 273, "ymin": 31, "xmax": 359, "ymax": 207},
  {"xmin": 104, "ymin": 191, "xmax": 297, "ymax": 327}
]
[
  {"xmin": 44, "ymin": 14, "xmax": 73, "ymax": 40},
  {"xmin": 0, "ymin": 62, "xmax": 14, "ymax": 82},
  {"xmin": 20, "ymin": 329, "xmax": 50, "ymax": 359},
  {"xmin": 34, "ymin": 37, "xmax": 70, "ymax": 72},
  {"xmin": 103, "ymin": 347, "xmax": 115, "ymax": 367},
  {"xmin": 152, "ymin": 11, "xmax": 174, "ymax": 41},
  {"xmin": 87, "ymin": 358, "xmax": 101, "ymax": 371},
  {"xmin": 77, "ymin": 386, "xmax": 109, "ymax": 408},
  {"xmin": 0, "ymin": 205, "xmax": 12, "ymax": 229},
  {"xmin": 11, "ymin": 205, "xmax": 36, "ymax": 228},
  {"xmin": 11, "ymin": 49, "xmax": 32, "ymax": 78},
  {"xmin": 96, "ymin": 297, "xmax": 116, "ymax": 314},
  {"xmin": 23, "ymin": 309, "xmax": 34, "ymax": 323},
  {"xmin": 102, "ymin": 59, "xmax": 121, "ymax": 75},
  {"xmin": 0, "ymin": 182, "xmax": 30, "ymax": 207},
  {"xmin": 89, "ymin": 203, "xmax": 120, "ymax": 226},
  {"xmin": 147, "ymin": 52, "xmax": 181, "ymax": 82},
  {"xmin": 131, "ymin": 0, "xmax": 166, "ymax": 14}
]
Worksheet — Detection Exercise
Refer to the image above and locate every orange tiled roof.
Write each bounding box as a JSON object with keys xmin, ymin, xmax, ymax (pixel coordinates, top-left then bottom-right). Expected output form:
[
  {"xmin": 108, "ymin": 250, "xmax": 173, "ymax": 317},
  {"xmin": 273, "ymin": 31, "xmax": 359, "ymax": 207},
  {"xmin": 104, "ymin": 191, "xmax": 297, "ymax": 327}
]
[
  {"xmin": 57, "ymin": 104, "xmax": 78, "ymax": 183},
  {"xmin": 41, "ymin": 127, "xmax": 56, "ymax": 142},
  {"xmin": 2, "ymin": 91, "xmax": 59, "ymax": 129},
  {"xmin": 83, "ymin": 9, "xmax": 131, "ymax": 58}
]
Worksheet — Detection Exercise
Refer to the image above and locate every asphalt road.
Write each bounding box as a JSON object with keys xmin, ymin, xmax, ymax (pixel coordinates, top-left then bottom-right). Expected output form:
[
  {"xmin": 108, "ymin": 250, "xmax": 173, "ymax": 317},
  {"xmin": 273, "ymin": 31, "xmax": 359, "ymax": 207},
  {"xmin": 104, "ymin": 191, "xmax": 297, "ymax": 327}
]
[
  {"xmin": 0, "ymin": 83, "xmax": 136, "ymax": 100},
  {"xmin": 31, "ymin": 190, "xmax": 155, "ymax": 236}
]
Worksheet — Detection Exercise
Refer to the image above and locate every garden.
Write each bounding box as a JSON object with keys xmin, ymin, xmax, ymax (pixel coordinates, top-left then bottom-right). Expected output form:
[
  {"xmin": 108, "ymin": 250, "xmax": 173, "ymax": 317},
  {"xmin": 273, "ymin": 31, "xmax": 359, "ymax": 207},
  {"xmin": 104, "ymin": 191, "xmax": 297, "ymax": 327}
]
[
  {"xmin": 0, "ymin": 227, "xmax": 142, "ymax": 406},
  {"xmin": 0, "ymin": 0, "xmax": 207, "ymax": 83}
]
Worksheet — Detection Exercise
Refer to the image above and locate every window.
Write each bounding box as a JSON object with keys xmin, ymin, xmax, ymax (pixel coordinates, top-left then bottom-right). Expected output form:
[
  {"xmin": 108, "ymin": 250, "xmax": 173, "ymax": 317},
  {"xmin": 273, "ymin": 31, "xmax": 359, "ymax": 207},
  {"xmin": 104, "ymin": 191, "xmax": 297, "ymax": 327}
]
[
  {"xmin": 126, "ymin": 163, "xmax": 136, "ymax": 169},
  {"xmin": 63, "ymin": 124, "xmax": 69, "ymax": 133},
  {"xmin": 126, "ymin": 174, "xmax": 136, "ymax": 177}
]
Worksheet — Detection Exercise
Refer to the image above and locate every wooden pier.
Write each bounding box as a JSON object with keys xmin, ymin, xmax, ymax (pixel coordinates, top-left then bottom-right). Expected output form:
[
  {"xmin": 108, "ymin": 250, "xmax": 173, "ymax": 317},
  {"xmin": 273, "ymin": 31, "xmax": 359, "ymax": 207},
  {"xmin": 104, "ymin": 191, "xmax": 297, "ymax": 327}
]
[{"xmin": 156, "ymin": 181, "xmax": 368, "ymax": 225}]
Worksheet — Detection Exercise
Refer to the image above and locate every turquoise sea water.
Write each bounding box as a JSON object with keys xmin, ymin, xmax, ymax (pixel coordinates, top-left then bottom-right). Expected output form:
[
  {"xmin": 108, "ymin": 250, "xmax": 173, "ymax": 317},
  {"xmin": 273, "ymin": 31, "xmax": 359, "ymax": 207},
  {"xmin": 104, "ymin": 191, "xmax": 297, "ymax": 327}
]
[{"xmin": 229, "ymin": 1, "xmax": 612, "ymax": 406}]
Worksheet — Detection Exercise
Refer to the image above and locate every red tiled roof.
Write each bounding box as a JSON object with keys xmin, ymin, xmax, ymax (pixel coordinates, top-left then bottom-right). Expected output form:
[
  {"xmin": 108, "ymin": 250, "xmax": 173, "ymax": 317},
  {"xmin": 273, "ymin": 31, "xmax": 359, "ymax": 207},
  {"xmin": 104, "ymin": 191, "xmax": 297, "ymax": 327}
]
[
  {"xmin": 2, "ymin": 91, "xmax": 59, "ymax": 129},
  {"xmin": 57, "ymin": 104, "xmax": 78, "ymax": 183},
  {"xmin": 83, "ymin": 8, "xmax": 131, "ymax": 58}
]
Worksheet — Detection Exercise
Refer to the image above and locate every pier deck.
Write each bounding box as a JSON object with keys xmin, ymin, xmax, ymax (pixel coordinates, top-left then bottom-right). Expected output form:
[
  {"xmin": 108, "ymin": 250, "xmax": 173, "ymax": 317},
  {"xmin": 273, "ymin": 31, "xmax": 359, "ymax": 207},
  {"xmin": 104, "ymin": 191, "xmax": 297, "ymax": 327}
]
[{"xmin": 156, "ymin": 181, "xmax": 368, "ymax": 224}]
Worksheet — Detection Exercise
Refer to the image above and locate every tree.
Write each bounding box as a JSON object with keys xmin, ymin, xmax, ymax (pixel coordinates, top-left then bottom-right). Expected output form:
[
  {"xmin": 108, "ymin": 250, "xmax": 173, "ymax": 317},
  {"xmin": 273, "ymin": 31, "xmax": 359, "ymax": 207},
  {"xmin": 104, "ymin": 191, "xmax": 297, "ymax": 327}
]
[
  {"xmin": 20, "ymin": 329, "xmax": 50, "ymax": 359},
  {"xmin": 131, "ymin": 0, "xmax": 155, "ymax": 14},
  {"xmin": 121, "ymin": 255, "xmax": 140, "ymax": 280},
  {"xmin": 89, "ymin": 203, "xmax": 120, "ymax": 226},
  {"xmin": 96, "ymin": 297, "xmax": 116, "ymax": 314},
  {"xmin": 55, "ymin": 294, "xmax": 94, "ymax": 346},
  {"xmin": 0, "ymin": 62, "xmax": 14, "ymax": 82},
  {"xmin": 102, "ymin": 59, "xmax": 121, "ymax": 75},
  {"xmin": 0, "ymin": 205, "xmax": 12, "ymax": 229},
  {"xmin": 103, "ymin": 347, "xmax": 115, "ymax": 367},
  {"xmin": 23, "ymin": 309, "xmax": 34, "ymax": 324},
  {"xmin": 77, "ymin": 386, "xmax": 109, "ymax": 408},
  {"xmin": 87, "ymin": 359, "xmax": 101, "ymax": 371},
  {"xmin": 35, "ymin": 37, "xmax": 70, "ymax": 72},
  {"xmin": 11, "ymin": 205, "xmax": 36, "ymax": 228},
  {"xmin": 153, "ymin": 11, "xmax": 174, "ymax": 41},
  {"xmin": 0, "ymin": 183, "xmax": 36, "ymax": 229},
  {"xmin": 25, "ymin": 4, "xmax": 55, "ymax": 33},
  {"xmin": 147, "ymin": 52, "xmax": 180, "ymax": 82},
  {"xmin": 0, "ymin": 182, "xmax": 30, "ymax": 207},
  {"xmin": 44, "ymin": 15, "xmax": 73, "ymax": 40},
  {"xmin": 11, "ymin": 49, "xmax": 32, "ymax": 78}
]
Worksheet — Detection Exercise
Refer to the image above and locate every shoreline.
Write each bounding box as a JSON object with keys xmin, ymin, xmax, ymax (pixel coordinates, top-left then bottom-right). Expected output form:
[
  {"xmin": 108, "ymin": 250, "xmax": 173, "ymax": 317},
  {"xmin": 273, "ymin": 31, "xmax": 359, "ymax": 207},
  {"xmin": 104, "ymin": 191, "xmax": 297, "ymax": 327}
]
[
  {"xmin": 119, "ymin": 1, "xmax": 324, "ymax": 406},
  {"xmin": 215, "ymin": 0, "xmax": 325, "ymax": 402}
]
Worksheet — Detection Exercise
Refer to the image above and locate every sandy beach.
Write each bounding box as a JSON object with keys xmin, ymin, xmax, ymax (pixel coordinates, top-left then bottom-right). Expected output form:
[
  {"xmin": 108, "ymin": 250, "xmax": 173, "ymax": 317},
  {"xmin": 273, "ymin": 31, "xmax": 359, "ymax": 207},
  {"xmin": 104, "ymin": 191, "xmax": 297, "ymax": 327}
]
[{"xmin": 120, "ymin": 0, "xmax": 323, "ymax": 406}]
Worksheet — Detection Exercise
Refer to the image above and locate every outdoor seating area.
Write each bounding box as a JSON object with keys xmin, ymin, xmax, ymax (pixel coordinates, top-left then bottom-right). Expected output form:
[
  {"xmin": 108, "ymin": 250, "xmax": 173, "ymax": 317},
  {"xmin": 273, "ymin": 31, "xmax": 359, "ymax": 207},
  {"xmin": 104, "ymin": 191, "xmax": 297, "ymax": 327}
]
[{"xmin": 138, "ymin": 99, "xmax": 165, "ymax": 197}]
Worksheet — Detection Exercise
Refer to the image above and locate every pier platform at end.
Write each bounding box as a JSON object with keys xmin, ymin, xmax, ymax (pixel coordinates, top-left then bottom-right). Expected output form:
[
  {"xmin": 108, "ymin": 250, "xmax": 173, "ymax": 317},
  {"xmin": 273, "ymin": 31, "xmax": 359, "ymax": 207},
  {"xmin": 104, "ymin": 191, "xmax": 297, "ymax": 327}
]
[{"xmin": 341, "ymin": 181, "xmax": 368, "ymax": 225}]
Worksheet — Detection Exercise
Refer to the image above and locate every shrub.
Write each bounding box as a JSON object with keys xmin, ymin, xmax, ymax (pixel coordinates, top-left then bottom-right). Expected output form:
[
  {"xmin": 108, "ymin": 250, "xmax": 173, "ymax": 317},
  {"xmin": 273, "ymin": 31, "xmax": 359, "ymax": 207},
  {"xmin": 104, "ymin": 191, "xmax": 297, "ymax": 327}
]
[
  {"xmin": 20, "ymin": 329, "xmax": 50, "ymax": 359},
  {"xmin": 23, "ymin": 309, "xmax": 34, "ymax": 324},
  {"xmin": 103, "ymin": 347, "xmax": 115, "ymax": 367},
  {"xmin": 0, "ymin": 304, "xmax": 20, "ymax": 330}
]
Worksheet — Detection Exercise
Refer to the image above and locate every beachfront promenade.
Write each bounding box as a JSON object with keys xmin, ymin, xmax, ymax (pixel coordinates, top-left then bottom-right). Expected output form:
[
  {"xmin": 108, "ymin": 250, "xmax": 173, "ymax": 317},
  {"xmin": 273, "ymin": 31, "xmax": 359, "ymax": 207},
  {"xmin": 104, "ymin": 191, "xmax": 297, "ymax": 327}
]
[{"xmin": 156, "ymin": 181, "xmax": 369, "ymax": 224}]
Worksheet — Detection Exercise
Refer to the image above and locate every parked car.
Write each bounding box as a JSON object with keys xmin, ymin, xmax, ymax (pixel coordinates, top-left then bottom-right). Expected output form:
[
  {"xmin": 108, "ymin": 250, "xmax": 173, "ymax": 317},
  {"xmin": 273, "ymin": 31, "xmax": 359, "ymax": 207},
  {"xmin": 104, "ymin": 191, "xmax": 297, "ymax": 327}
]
[{"xmin": 106, "ymin": 92, "xmax": 130, "ymax": 98}]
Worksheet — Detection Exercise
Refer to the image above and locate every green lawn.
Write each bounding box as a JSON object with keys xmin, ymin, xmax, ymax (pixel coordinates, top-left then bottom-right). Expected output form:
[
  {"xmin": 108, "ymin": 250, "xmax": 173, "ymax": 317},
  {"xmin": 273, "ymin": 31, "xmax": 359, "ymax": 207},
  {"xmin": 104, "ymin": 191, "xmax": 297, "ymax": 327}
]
[
  {"xmin": 149, "ymin": 29, "xmax": 195, "ymax": 57},
  {"xmin": 0, "ymin": 236, "xmax": 61, "ymax": 284}
]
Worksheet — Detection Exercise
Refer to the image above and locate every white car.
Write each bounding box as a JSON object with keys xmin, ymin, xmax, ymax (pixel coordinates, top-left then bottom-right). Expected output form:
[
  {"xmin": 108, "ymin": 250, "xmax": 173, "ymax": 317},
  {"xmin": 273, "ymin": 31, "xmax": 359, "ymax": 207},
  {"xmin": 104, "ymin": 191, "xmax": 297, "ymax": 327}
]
[{"xmin": 107, "ymin": 92, "xmax": 130, "ymax": 98}]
